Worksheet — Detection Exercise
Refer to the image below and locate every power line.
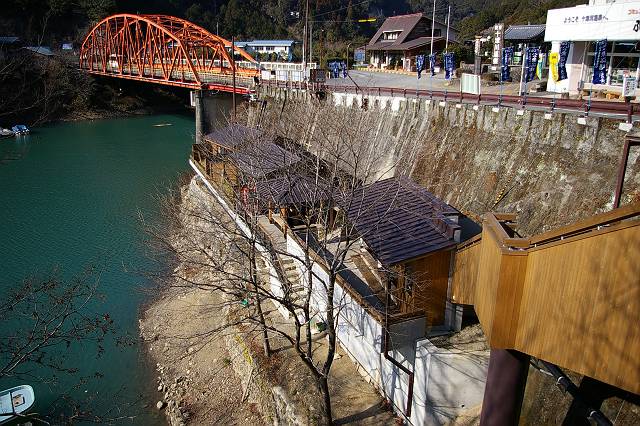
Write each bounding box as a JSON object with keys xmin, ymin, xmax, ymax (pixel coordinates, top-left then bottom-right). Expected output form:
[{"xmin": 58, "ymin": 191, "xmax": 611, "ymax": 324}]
[{"xmin": 313, "ymin": 0, "xmax": 372, "ymax": 19}]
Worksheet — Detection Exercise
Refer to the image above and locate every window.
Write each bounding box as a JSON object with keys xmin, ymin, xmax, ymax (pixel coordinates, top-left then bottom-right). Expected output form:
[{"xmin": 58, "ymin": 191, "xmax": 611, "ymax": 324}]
[
  {"xmin": 383, "ymin": 31, "xmax": 401, "ymax": 41},
  {"xmin": 584, "ymin": 40, "xmax": 640, "ymax": 86}
]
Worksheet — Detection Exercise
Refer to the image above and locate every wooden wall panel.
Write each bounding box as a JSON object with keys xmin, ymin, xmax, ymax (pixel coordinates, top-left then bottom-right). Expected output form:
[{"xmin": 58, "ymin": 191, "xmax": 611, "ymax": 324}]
[
  {"xmin": 515, "ymin": 224, "xmax": 640, "ymax": 395},
  {"xmin": 403, "ymin": 250, "xmax": 453, "ymax": 326},
  {"xmin": 451, "ymin": 238, "xmax": 481, "ymax": 305}
]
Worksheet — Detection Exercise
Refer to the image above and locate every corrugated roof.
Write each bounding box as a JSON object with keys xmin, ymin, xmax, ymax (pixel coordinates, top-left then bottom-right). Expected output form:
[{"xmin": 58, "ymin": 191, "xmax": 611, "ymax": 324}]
[
  {"xmin": 204, "ymin": 124, "xmax": 262, "ymax": 150},
  {"xmin": 0, "ymin": 36, "xmax": 19, "ymax": 44},
  {"xmin": 254, "ymin": 174, "xmax": 330, "ymax": 206},
  {"xmin": 504, "ymin": 25, "xmax": 546, "ymax": 42},
  {"xmin": 231, "ymin": 141, "xmax": 301, "ymax": 179},
  {"xmin": 345, "ymin": 176, "xmax": 459, "ymax": 265},
  {"xmin": 244, "ymin": 40, "xmax": 295, "ymax": 47},
  {"xmin": 23, "ymin": 46, "xmax": 54, "ymax": 56}
]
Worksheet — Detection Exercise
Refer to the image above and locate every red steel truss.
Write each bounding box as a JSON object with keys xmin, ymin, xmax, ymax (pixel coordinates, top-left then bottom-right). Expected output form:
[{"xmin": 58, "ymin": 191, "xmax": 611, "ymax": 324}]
[{"xmin": 79, "ymin": 14, "xmax": 258, "ymax": 93}]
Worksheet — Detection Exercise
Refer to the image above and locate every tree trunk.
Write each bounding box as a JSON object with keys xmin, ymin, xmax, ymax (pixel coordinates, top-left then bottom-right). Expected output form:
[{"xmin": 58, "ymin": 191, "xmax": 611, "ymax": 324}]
[
  {"xmin": 251, "ymin": 246, "xmax": 271, "ymax": 357},
  {"xmin": 318, "ymin": 375, "xmax": 332, "ymax": 425}
]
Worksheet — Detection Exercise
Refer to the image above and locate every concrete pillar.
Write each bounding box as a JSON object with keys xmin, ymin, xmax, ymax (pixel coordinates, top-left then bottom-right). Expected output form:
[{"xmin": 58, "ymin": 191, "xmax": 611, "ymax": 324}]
[
  {"xmin": 480, "ymin": 349, "xmax": 530, "ymax": 426},
  {"xmin": 194, "ymin": 89, "xmax": 204, "ymax": 144}
]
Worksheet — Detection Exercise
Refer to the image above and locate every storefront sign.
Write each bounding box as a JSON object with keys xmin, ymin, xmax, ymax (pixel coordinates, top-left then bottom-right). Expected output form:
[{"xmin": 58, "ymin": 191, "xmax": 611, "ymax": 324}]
[
  {"xmin": 592, "ymin": 39, "xmax": 607, "ymax": 84},
  {"xmin": 546, "ymin": 2, "xmax": 640, "ymax": 41},
  {"xmin": 429, "ymin": 54, "xmax": 436, "ymax": 76},
  {"xmin": 416, "ymin": 54, "xmax": 425, "ymax": 79},
  {"xmin": 525, "ymin": 47, "xmax": 540, "ymax": 83},
  {"xmin": 444, "ymin": 52, "xmax": 455, "ymax": 80},
  {"xmin": 623, "ymin": 75, "xmax": 637, "ymax": 97},
  {"xmin": 501, "ymin": 47, "xmax": 513, "ymax": 82},
  {"xmin": 558, "ymin": 41, "xmax": 570, "ymax": 81},
  {"xmin": 549, "ymin": 52, "xmax": 559, "ymax": 82}
]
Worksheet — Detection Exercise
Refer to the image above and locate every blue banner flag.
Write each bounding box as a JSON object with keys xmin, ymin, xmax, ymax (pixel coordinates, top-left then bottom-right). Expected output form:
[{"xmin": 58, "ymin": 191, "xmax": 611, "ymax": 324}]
[
  {"xmin": 501, "ymin": 47, "xmax": 513, "ymax": 82},
  {"xmin": 558, "ymin": 41, "xmax": 570, "ymax": 81},
  {"xmin": 429, "ymin": 53, "xmax": 436, "ymax": 77},
  {"xmin": 444, "ymin": 52, "xmax": 455, "ymax": 80},
  {"xmin": 416, "ymin": 54, "xmax": 425, "ymax": 79},
  {"xmin": 592, "ymin": 39, "xmax": 607, "ymax": 84},
  {"xmin": 525, "ymin": 47, "xmax": 540, "ymax": 83}
]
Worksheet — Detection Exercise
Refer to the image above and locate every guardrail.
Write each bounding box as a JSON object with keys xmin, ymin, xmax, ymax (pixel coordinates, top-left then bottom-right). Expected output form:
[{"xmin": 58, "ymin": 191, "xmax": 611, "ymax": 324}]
[{"xmin": 259, "ymin": 80, "xmax": 638, "ymax": 121}]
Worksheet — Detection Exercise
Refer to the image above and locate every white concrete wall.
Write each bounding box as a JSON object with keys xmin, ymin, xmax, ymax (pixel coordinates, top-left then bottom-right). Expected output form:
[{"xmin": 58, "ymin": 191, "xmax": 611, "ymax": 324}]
[
  {"xmin": 411, "ymin": 340, "xmax": 489, "ymax": 425},
  {"xmin": 191, "ymin": 165, "xmax": 488, "ymax": 425}
]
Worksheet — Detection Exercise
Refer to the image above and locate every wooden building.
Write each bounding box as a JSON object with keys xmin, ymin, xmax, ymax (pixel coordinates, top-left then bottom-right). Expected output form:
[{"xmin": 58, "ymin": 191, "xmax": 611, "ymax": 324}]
[
  {"xmin": 366, "ymin": 13, "xmax": 459, "ymax": 72},
  {"xmin": 343, "ymin": 176, "xmax": 461, "ymax": 326},
  {"xmin": 192, "ymin": 124, "xmax": 301, "ymax": 199}
]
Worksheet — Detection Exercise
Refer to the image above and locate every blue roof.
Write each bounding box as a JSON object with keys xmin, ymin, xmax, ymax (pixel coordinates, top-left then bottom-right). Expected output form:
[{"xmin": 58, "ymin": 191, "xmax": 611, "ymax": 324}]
[
  {"xmin": 242, "ymin": 40, "xmax": 295, "ymax": 47},
  {"xmin": 0, "ymin": 36, "xmax": 19, "ymax": 44},
  {"xmin": 24, "ymin": 46, "xmax": 54, "ymax": 56}
]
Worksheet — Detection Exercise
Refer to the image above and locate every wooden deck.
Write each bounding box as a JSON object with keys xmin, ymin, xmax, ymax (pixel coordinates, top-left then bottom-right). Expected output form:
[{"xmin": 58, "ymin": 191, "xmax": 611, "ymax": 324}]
[{"xmin": 451, "ymin": 203, "xmax": 640, "ymax": 394}]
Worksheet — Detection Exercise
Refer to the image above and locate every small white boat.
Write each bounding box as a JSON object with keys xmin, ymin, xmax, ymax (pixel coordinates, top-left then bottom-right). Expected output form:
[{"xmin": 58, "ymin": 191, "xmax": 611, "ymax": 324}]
[
  {"xmin": 153, "ymin": 123, "xmax": 172, "ymax": 127},
  {"xmin": 0, "ymin": 129, "xmax": 14, "ymax": 139},
  {"xmin": 0, "ymin": 385, "xmax": 35, "ymax": 424}
]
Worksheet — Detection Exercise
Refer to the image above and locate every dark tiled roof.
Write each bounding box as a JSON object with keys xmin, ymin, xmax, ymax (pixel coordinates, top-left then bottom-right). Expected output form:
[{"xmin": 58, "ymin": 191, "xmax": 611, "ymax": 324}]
[
  {"xmin": 254, "ymin": 174, "xmax": 330, "ymax": 206},
  {"xmin": 231, "ymin": 141, "xmax": 300, "ymax": 179},
  {"xmin": 504, "ymin": 25, "xmax": 546, "ymax": 42},
  {"xmin": 367, "ymin": 36, "xmax": 445, "ymax": 51},
  {"xmin": 204, "ymin": 124, "xmax": 262, "ymax": 150},
  {"xmin": 368, "ymin": 13, "xmax": 424, "ymax": 47},
  {"xmin": 345, "ymin": 176, "xmax": 459, "ymax": 265}
]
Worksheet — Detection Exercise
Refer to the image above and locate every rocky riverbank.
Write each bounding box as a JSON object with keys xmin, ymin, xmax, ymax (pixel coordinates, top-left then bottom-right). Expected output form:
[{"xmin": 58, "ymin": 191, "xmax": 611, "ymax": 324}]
[{"xmin": 139, "ymin": 179, "xmax": 267, "ymax": 425}]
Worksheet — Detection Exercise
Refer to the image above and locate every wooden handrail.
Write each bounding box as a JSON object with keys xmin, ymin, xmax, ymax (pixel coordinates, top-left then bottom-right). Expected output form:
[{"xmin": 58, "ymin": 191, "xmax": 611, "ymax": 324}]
[{"xmin": 530, "ymin": 202, "xmax": 640, "ymax": 246}]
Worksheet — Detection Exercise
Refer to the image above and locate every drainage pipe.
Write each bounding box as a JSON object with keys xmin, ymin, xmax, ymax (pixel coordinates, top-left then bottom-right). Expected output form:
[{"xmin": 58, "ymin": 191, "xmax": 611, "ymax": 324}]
[{"xmin": 538, "ymin": 360, "xmax": 613, "ymax": 426}]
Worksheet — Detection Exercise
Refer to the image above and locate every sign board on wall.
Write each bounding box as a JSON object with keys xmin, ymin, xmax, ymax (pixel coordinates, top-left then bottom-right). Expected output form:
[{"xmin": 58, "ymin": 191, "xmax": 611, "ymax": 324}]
[
  {"xmin": 545, "ymin": 2, "xmax": 640, "ymax": 41},
  {"xmin": 623, "ymin": 75, "xmax": 638, "ymax": 97}
]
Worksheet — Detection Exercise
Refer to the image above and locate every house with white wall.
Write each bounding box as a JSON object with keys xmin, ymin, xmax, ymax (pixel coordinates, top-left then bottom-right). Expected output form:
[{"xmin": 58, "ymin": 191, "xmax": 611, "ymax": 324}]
[
  {"xmin": 235, "ymin": 40, "xmax": 296, "ymax": 62},
  {"xmin": 545, "ymin": 0, "xmax": 640, "ymax": 96}
]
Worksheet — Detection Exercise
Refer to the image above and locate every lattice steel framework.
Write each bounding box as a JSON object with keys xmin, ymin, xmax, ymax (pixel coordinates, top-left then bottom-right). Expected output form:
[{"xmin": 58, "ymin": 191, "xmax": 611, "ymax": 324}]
[{"xmin": 80, "ymin": 14, "xmax": 258, "ymax": 92}]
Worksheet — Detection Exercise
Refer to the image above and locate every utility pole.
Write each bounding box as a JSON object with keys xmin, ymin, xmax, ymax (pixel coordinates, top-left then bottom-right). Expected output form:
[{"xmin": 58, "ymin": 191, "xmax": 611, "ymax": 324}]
[
  {"xmin": 430, "ymin": 0, "xmax": 436, "ymax": 57},
  {"xmin": 302, "ymin": 0, "xmax": 310, "ymax": 78},
  {"xmin": 232, "ymin": 35, "xmax": 237, "ymax": 122},
  {"xmin": 445, "ymin": 5, "xmax": 451, "ymax": 52}
]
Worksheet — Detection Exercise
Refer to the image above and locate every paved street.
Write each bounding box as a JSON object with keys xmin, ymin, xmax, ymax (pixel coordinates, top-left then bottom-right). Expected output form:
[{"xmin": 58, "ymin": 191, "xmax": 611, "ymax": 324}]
[{"xmin": 326, "ymin": 70, "xmax": 524, "ymax": 95}]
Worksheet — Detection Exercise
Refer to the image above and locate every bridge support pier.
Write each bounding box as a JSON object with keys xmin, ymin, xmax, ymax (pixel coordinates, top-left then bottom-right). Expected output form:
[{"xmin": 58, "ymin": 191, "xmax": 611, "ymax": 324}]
[
  {"xmin": 194, "ymin": 90, "xmax": 204, "ymax": 144},
  {"xmin": 480, "ymin": 349, "xmax": 530, "ymax": 426}
]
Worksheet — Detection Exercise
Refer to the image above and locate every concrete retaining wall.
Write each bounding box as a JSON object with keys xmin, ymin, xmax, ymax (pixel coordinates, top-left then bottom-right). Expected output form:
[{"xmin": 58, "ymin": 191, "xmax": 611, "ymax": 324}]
[{"xmin": 253, "ymin": 87, "xmax": 639, "ymax": 236}]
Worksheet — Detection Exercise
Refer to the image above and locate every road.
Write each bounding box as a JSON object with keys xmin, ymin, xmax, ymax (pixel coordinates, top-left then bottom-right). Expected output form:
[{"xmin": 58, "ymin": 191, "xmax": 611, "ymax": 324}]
[{"xmin": 326, "ymin": 70, "xmax": 523, "ymax": 95}]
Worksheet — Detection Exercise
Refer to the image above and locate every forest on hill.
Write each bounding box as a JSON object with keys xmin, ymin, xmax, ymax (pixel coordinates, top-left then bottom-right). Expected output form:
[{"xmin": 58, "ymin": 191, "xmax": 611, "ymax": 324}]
[
  {"xmin": 0, "ymin": 0, "xmax": 583, "ymax": 125},
  {"xmin": 2, "ymin": 0, "xmax": 584, "ymax": 47}
]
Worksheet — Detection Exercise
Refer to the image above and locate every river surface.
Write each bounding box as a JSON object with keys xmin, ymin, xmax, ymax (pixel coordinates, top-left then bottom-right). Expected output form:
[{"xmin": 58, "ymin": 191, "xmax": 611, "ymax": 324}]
[{"xmin": 0, "ymin": 98, "xmax": 230, "ymax": 424}]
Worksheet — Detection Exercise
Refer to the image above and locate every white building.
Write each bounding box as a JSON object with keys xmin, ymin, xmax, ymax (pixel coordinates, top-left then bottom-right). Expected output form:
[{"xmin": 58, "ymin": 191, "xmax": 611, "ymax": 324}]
[
  {"xmin": 545, "ymin": 0, "xmax": 640, "ymax": 95},
  {"xmin": 235, "ymin": 40, "xmax": 295, "ymax": 62}
]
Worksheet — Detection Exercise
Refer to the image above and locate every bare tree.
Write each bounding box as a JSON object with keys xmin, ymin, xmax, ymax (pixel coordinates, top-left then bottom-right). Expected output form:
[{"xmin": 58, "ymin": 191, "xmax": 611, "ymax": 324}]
[
  {"xmin": 0, "ymin": 268, "xmax": 126, "ymax": 423},
  {"xmin": 146, "ymin": 100, "xmax": 436, "ymax": 424}
]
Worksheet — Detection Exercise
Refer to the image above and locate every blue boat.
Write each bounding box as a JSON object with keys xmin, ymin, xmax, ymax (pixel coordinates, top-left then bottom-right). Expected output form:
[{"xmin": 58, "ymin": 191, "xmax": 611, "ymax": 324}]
[
  {"xmin": 11, "ymin": 125, "xmax": 29, "ymax": 135},
  {"xmin": 0, "ymin": 385, "xmax": 35, "ymax": 424}
]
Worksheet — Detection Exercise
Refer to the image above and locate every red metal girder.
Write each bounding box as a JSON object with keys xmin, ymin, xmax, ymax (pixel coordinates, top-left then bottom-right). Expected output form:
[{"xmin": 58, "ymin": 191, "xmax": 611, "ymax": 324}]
[{"xmin": 79, "ymin": 13, "xmax": 258, "ymax": 91}]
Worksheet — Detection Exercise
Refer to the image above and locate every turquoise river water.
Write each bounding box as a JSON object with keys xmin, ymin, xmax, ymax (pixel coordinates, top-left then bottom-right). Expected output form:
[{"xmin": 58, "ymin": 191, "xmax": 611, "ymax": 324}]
[{"xmin": 0, "ymin": 99, "xmax": 230, "ymax": 424}]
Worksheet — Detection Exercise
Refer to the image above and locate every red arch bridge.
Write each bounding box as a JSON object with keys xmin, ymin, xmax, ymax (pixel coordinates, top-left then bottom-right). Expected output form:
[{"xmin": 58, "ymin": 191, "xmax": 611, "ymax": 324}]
[{"xmin": 80, "ymin": 14, "xmax": 259, "ymax": 94}]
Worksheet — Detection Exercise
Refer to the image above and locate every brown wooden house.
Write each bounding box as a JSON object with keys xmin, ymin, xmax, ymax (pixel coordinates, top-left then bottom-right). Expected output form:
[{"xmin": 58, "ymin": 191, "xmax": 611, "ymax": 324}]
[
  {"xmin": 366, "ymin": 13, "xmax": 459, "ymax": 72},
  {"xmin": 343, "ymin": 176, "xmax": 461, "ymax": 325}
]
